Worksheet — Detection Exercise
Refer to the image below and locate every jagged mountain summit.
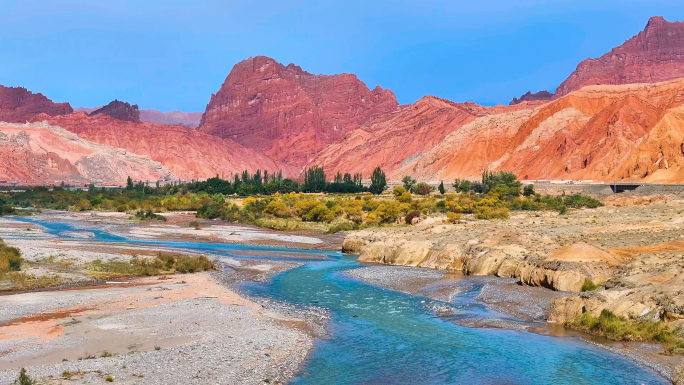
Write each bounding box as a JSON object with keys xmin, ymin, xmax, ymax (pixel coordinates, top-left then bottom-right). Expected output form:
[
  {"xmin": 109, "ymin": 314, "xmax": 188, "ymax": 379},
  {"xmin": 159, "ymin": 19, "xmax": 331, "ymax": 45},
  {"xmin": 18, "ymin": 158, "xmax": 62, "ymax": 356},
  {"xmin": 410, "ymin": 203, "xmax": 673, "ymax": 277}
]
[
  {"xmin": 555, "ymin": 16, "xmax": 684, "ymax": 97},
  {"xmin": 199, "ymin": 56, "xmax": 400, "ymax": 166}
]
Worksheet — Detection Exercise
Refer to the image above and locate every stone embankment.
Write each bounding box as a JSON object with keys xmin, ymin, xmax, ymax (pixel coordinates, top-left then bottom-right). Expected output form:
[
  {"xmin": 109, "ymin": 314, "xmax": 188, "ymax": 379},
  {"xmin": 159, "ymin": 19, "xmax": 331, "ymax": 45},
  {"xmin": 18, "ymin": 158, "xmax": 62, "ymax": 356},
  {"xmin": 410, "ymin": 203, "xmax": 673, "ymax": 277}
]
[{"xmin": 344, "ymin": 197, "xmax": 684, "ymax": 325}]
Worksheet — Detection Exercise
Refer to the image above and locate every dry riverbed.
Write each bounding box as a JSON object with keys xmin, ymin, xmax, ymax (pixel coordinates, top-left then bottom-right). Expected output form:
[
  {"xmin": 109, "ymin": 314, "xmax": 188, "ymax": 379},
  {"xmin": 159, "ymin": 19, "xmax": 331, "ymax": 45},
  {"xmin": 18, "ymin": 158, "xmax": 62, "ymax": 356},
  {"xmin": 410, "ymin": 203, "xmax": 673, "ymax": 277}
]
[{"xmin": 0, "ymin": 212, "xmax": 335, "ymax": 384}]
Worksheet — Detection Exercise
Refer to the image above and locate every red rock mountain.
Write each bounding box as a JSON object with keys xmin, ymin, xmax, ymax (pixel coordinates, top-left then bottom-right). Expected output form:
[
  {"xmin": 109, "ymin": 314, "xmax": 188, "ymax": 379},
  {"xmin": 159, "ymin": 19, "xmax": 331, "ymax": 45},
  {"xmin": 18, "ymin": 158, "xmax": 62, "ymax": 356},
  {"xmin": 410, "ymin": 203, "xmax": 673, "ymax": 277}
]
[
  {"xmin": 510, "ymin": 91, "xmax": 554, "ymax": 105},
  {"xmin": 555, "ymin": 16, "xmax": 684, "ymax": 97},
  {"xmin": 89, "ymin": 100, "xmax": 140, "ymax": 122},
  {"xmin": 0, "ymin": 120, "xmax": 172, "ymax": 185},
  {"xmin": 0, "ymin": 85, "xmax": 73, "ymax": 123},
  {"xmin": 199, "ymin": 56, "xmax": 399, "ymax": 166},
  {"xmin": 394, "ymin": 79, "xmax": 684, "ymax": 183},
  {"xmin": 43, "ymin": 113, "xmax": 297, "ymax": 181}
]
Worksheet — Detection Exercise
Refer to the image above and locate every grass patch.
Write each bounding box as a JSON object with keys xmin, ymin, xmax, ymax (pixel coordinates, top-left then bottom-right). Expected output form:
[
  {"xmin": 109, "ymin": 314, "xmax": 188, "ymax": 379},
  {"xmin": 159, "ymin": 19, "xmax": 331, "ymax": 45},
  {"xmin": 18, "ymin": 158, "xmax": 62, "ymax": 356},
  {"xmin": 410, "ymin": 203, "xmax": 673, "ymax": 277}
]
[
  {"xmin": 580, "ymin": 278, "xmax": 598, "ymax": 292},
  {"xmin": 14, "ymin": 368, "xmax": 36, "ymax": 385},
  {"xmin": 1, "ymin": 272, "xmax": 64, "ymax": 292},
  {"xmin": 252, "ymin": 217, "xmax": 302, "ymax": 231},
  {"xmin": 88, "ymin": 253, "xmax": 214, "ymax": 277},
  {"xmin": 133, "ymin": 210, "xmax": 166, "ymax": 222},
  {"xmin": 566, "ymin": 310, "xmax": 682, "ymax": 345}
]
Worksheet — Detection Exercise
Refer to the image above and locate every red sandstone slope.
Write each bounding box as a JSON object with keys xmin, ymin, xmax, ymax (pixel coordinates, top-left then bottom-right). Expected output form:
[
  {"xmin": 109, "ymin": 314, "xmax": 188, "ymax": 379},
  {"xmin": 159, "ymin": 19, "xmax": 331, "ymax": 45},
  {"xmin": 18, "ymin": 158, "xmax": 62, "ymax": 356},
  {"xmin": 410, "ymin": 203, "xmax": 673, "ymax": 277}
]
[
  {"xmin": 395, "ymin": 79, "xmax": 684, "ymax": 183},
  {"xmin": 0, "ymin": 85, "xmax": 73, "ymax": 122},
  {"xmin": 309, "ymin": 97, "xmax": 531, "ymax": 178},
  {"xmin": 0, "ymin": 121, "xmax": 173, "ymax": 184},
  {"xmin": 555, "ymin": 17, "xmax": 684, "ymax": 98},
  {"xmin": 199, "ymin": 56, "xmax": 399, "ymax": 166},
  {"xmin": 44, "ymin": 113, "xmax": 297, "ymax": 181}
]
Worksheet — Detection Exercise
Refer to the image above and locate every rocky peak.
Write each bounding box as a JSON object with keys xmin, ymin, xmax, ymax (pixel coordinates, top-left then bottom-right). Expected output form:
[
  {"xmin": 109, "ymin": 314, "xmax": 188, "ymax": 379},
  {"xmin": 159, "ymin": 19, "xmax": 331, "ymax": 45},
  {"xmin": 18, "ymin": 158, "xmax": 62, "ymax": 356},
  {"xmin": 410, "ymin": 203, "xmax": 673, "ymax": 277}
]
[
  {"xmin": 89, "ymin": 100, "xmax": 140, "ymax": 122},
  {"xmin": 199, "ymin": 56, "xmax": 399, "ymax": 166},
  {"xmin": 0, "ymin": 85, "xmax": 73, "ymax": 122},
  {"xmin": 555, "ymin": 16, "xmax": 684, "ymax": 97},
  {"xmin": 509, "ymin": 90, "xmax": 554, "ymax": 105}
]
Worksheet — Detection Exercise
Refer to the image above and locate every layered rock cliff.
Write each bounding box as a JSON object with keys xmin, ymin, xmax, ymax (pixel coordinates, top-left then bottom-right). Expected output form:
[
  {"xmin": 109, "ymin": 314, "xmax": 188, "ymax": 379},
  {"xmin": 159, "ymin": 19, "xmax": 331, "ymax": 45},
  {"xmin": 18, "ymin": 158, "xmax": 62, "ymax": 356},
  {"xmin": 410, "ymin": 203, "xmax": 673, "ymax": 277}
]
[
  {"xmin": 0, "ymin": 85, "xmax": 73, "ymax": 123},
  {"xmin": 199, "ymin": 56, "xmax": 399, "ymax": 166},
  {"xmin": 555, "ymin": 16, "xmax": 684, "ymax": 97},
  {"xmin": 0, "ymin": 121, "xmax": 173, "ymax": 184},
  {"xmin": 395, "ymin": 78, "xmax": 684, "ymax": 183},
  {"xmin": 89, "ymin": 100, "xmax": 140, "ymax": 122},
  {"xmin": 45, "ymin": 113, "xmax": 297, "ymax": 181}
]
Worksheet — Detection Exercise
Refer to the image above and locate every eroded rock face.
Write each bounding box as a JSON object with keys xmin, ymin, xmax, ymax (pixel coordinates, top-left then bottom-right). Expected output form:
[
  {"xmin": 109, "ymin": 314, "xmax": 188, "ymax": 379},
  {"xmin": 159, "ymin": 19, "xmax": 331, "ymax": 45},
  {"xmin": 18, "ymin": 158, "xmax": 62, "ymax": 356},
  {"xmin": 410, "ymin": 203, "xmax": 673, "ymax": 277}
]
[
  {"xmin": 0, "ymin": 121, "xmax": 173, "ymax": 184},
  {"xmin": 199, "ymin": 56, "xmax": 399, "ymax": 166},
  {"xmin": 509, "ymin": 91, "xmax": 554, "ymax": 105},
  {"xmin": 45, "ymin": 113, "xmax": 298, "ymax": 181},
  {"xmin": 89, "ymin": 100, "xmax": 140, "ymax": 122},
  {"xmin": 556, "ymin": 16, "xmax": 684, "ymax": 97},
  {"xmin": 394, "ymin": 78, "xmax": 684, "ymax": 183},
  {"xmin": 0, "ymin": 85, "xmax": 73, "ymax": 122}
]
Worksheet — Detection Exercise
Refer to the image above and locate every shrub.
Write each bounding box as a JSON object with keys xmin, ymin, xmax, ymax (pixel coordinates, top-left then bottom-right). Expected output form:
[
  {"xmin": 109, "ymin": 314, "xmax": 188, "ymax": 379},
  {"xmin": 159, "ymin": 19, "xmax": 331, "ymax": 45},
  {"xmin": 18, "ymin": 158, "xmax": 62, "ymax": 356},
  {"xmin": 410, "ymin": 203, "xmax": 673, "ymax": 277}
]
[
  {"xmin": 523, "ymin": 184, "xmax": 535, "ymax": 196},
  {"xmin": 188, "ymin": 221, "xmax": 200, "ymax": 230},
  {"xmin": 0, "ymin": 240, "xmax": 23, "ymax": 274},
  {"xmin": 105, "ymin": 375, "xmax": 114, "ymax": 382},
  {"xmin": 566, "ymin": 310, "xmax": 680, "ymax": 344},
  {"xmin": 134, "ymin": 210, "xmax": 166, "ymax": 221},
  {"xmin": 392, "ymin": 186, "xmax": 406, "ymax": 197},
  {"xmin": 457, "ymin": 179, "xmax": 471, "ymax": 193},
  {"xmin": 405, "ymin": 210, "xmax": 421, "ymax": 225},
  {"xmin": 13, "ymin": 368, "xmax": 36, "ymax": 385},
  {"xmin": 303, "ymin": 204, "xmax": 335, "ymax": 222},
  {"xmin": 263, "ymin": 200, "xmax": 292, "ymax": 218},
  {"xmin": 581, "ymin": 278, "xmax": 598, "ymax": 292},
  {"xmin": 446, "ymin": 212, "xmax": 461, "ymax": 223},
  {"xmin": 474, "ymin": 206, "xmax": 509, "ymax": 220}
]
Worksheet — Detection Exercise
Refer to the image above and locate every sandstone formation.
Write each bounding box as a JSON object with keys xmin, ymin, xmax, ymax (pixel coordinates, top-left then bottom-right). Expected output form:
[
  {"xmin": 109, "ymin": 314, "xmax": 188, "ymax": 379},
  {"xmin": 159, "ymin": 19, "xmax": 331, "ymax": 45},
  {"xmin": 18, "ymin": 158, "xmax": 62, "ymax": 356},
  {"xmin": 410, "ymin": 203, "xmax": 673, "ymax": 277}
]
[
  {"xmin": 555, "ymin": 16, "xmax": 684, "ymax": 97},
  {"xmin": 45, "ymin": 113, "xmax": 297, "ymax": 181},
  {"xmin": 509, "ymin": 90, "xmax": 554, "ymax": 105},
  {"xmin": 310, "ymin": 96, "xmax": 520, "ymax": 178},
  {"xmin": 139, "ymin": 109, "xmax": 203, "ymax": 128},
  {"xmin": 199, "ymin": 56, "xmax": 399, "ymax": 166},
  {"xmin": 393, "ymin": 78, "xmax": 684, "ymax": 183},
  {"xmin": 0, "ymin": 121, "xmax": 173, "ymax": 184},
  {"xmin": 0, "ymin": 85, "xmax": 73, "ymax": 123},
  {"xmin": 344, "ymin": 195, "xmax": 684, "ymax": 323},
  {"xmin": 89, "ymin": 100, "xmax": 140, "ymax": 122}
]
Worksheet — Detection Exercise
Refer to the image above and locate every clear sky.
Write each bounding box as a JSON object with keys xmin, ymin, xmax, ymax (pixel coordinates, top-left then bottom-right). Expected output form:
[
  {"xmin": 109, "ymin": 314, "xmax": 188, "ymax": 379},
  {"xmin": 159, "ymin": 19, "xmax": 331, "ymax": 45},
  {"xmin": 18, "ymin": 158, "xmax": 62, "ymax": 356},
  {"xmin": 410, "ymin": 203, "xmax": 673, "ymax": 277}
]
[{"xmin": 1, "ymin": 0, "xmax": 682, "ymax": 112}]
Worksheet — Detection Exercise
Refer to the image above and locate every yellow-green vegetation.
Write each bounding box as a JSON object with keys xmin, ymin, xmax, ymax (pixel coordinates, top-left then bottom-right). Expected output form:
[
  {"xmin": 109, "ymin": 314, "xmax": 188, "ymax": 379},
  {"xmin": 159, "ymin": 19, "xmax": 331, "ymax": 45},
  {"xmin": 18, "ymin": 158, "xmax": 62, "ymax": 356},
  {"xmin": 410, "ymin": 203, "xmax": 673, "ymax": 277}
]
[
  {"xmin": 581, "ymin": 278, "xmax": 599, "ymax": 292},
  {"xmin": 566, "ymin": 310, "xmax": 683, "ymax": 348},
  {"xmin": 88, "ymin": 253, "xmax": 214, "ymax": 277},
  {"xmin": 2, "ymin": 272, "xmax": 64, "ymax": 292},
  {"xmin": 0, "ymin": 239, "xmax": 23, "ymax": 275},
  {"xmin": 3, "ymin": 171, "xmax": 602, "ymax": 233}
]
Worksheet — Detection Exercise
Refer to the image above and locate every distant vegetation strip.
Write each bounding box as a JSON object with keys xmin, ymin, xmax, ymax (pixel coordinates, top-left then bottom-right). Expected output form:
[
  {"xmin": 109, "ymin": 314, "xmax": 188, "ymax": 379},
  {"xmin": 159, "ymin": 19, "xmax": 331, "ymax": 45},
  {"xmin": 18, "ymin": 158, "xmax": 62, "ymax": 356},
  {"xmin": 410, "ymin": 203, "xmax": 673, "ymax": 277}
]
[{"xmin": 0, "ymin": 168, "xmax": 601, "ymax": 232}]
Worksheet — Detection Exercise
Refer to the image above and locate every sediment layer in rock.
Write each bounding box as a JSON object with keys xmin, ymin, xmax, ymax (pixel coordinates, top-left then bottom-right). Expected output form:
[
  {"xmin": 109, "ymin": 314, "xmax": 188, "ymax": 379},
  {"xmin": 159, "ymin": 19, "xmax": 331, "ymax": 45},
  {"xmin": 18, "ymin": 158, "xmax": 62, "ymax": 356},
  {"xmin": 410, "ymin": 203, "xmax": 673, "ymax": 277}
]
[
  {"xmin": 199, "ymin": 56, "xmax": 399, "ymax": 166},
  {"xmin": 44, "ymin": 113, "xmax": 298, "ymax": 181}
]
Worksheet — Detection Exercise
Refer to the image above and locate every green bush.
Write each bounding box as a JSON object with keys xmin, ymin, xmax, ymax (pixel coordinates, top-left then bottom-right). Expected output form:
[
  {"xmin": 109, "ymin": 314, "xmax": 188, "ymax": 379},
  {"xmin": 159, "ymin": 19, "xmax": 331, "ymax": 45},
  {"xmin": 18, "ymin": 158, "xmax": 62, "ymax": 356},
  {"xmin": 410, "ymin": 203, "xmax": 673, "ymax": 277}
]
[
  {"xmin": 0, "ymin": 240, "xmax": 23, "ymax": 274},
  {"xmin": 13, "ymin": 368, "xmax": 36, "ymax": 385},
  {"xmin": 474, "ymin": 206, "xmax": 509, "ymax": 220},
  {"xmin": 134, "ymin": 210, "xmax": 167, "ymax": 221},
  {"xmin": 581, "ymin": 278, "xmax": 598, "ymax": 292},
  {"xmin": 567, "ymin": 310, "xmax": 680, "ymax": 344}
]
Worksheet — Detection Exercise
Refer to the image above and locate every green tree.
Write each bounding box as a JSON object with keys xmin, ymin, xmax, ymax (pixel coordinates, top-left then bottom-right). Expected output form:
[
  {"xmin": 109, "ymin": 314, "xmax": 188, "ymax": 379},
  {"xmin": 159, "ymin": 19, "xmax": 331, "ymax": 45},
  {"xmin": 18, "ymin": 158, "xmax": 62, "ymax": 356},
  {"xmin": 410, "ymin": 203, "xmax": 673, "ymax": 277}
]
[
  {"xmin": 369, "ymin": 167, "xmax": 387, "ymax": 195},
  {"xmin": 303, "ymin": 166, "xmax": 326, "ymax": 193},
  {"xmin": 438, "ymin": 181, "xmax": 445, "ymax": 195},
  {"xmin": 402, "ymin": 176, "xmax": 416, "ymax": 192},
  {"xmin": 126, "ymin": 176, "xmax": 134, "ymax": 190},
  {"xmin": 458, "ymin": 179, "xmax": 471, "ymax": 193},
  {"xmin": 523, "ymin": 184, "xmax": 535, "ymax": 196}
]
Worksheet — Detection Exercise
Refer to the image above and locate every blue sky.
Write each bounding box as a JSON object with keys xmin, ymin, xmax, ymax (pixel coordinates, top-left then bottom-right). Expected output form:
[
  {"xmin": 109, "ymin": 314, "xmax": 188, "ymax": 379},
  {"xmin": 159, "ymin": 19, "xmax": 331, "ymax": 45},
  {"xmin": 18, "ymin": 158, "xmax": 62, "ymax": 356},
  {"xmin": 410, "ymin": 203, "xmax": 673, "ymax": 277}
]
[{"xmin": 1, "ymin": 0, "xmax": 682, "ymax": 111}]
